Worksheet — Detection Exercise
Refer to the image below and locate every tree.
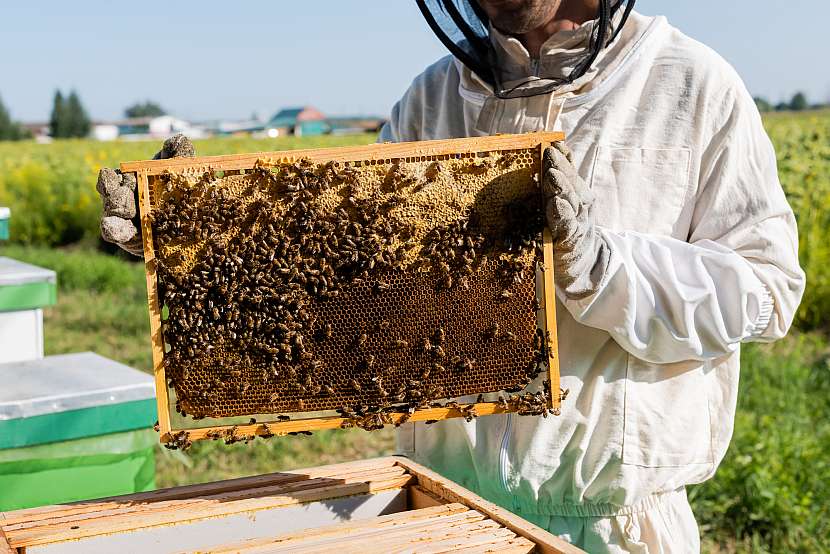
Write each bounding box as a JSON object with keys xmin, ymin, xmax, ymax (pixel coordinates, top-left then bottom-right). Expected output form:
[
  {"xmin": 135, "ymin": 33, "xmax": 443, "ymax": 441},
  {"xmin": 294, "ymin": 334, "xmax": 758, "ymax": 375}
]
[
  {"xmin": 65, "ymin": 90, "xmax": 91, "ymax": 138},
  {"xmin": 789, "ymin": 92, "xmax": 809, "ymax": 111},
  {"xmin": 49, "ymin": 90, "xmax": 67, "ymax": 138},
  {"xmin": 0, "ymin": 95, "xmax": 29, "ymax": 141},
  {"xmin": 125, "ymin": 101, "xmax": 165, "ymax": 118},
  {"xmin": 51, "ymin": 90, "xmax": 91, "ymax": 138},
  {"xmin": 753, "ymin": 96, "xmax": 772, "ymax": 113}
]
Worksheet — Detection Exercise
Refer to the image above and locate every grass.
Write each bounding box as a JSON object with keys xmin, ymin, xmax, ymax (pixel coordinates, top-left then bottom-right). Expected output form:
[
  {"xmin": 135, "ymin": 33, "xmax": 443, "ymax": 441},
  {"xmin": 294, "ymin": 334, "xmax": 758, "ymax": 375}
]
[
  {"xmin": 2, "ymin": 242, "xmax": 828, "ymax": 551},
  {"xmin": 693, "ymin": 334, "xmax": 830, "ymax": 553},
  {"xmin": 0, "ymin": 133, "xmax": 376, "ymax": 246}
]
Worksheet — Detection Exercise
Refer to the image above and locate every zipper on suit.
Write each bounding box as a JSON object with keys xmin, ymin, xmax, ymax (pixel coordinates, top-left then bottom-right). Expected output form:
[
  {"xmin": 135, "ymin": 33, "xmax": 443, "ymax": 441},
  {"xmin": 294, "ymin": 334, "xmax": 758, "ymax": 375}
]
[{"xmin": 499, "ymin": 413, "xmax": 512, "ymax": 495}]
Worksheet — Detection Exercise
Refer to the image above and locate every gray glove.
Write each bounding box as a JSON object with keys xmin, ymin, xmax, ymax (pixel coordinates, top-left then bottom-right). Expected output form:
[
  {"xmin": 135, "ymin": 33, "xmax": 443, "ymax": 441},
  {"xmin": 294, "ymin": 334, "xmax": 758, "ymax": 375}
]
[
  {"xmin": 98, "ymin": 134, "xmax": 195, "ymax": 257},
  {"xmin": 543, "ymin": 142, "xmax": 611, "ymax": 299}
]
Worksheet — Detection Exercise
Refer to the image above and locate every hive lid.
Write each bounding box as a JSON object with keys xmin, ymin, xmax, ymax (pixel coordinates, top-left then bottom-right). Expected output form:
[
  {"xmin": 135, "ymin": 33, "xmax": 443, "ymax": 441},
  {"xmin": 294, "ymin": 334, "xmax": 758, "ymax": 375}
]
[
  {"xmin": 0, "ymin": 257, "xmax": 57, "ymax": 311},
  {"xmin": 0, "ymin": 207, "xmax": 9, "ymax": 219},
  {"xmin": 0, "ymin": 257, "xmax": 56, "ymax": 287},
  {"xmin": 0, "ymin": 353, "xmax": 157, "ymax": 449},
  {"xmin": 0, "ymin": 352, "xmax": 155, "ymax": 420}
]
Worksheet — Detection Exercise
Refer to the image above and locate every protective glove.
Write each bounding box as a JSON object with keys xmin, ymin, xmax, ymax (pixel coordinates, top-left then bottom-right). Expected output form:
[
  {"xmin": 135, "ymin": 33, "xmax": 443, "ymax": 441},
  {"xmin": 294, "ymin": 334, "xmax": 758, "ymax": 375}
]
[
  {"xmin": 98, "ymin": 134, "xmax": 195, "ymax": 256},
  {"xmin": 542, "ymin": 141, "xmax": 611, "ymax": 299}
]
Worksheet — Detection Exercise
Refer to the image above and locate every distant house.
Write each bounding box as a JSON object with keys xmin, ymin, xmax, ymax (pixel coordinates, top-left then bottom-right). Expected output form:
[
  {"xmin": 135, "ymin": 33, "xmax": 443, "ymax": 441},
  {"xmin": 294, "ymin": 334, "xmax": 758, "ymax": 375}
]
[
  {"xmin": 265, "ymin": 107, "xmax": 330, "ymax": 137},
  {"xmin": 327, "ymin": 116, "xmax": 387, "ymax": 135},
  {"xmin": 21, "ymin": 122, "xmax": 50, "ymax": 142},
  {"xmin": 92, "ymin": 124, "xmax": 119, "ymax": 141},
  {"xmin": 116, "ymin": 115, "xmax": 198, "ymax": 139},
  {"xmin": 207, "ymin": 118, "xmax": 266, "ymax": 136}
]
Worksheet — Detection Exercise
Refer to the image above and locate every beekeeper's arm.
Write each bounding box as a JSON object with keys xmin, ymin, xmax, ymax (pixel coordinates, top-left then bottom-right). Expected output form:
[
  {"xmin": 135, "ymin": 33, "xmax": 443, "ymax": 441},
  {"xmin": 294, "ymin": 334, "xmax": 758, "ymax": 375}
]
[{"xmin": 545, "ymin": 85, "xmax": 806, "ymax": 364}]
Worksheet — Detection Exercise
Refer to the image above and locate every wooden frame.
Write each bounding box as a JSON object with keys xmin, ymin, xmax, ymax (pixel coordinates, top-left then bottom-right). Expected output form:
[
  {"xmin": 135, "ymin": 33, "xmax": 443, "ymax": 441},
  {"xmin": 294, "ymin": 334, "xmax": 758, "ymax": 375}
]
[
  {"xmin": 120, "ymin": 132, "xmax": 565, "ymax": 444},
  {"xmin": 1, "ymin": 456, "xmax": 585, "ymax": 553}
]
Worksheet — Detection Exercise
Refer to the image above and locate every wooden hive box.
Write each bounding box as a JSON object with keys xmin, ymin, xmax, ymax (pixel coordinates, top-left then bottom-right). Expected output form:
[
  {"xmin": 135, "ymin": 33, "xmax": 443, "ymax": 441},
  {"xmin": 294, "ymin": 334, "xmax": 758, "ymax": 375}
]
[
  {"xmin": 119, "ymin": 132, "xmax": 565, "ymax": 446},
  {"xmin": 0, "ymin": 456, "xmax": 585, "ymax": 553}
]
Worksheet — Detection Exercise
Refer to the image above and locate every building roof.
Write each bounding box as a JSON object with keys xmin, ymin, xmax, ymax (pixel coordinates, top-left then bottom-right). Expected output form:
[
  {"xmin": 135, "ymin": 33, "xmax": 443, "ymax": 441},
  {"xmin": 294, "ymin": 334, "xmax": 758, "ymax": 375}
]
[{"xmin": 267, "ymin": 106, "xmax": 326, "ymax": 128}]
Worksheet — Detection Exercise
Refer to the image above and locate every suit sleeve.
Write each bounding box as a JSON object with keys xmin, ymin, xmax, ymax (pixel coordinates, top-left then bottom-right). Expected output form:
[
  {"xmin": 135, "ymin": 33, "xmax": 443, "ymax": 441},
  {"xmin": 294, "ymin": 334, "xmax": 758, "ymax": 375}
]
[{"xmin": 560, "ymin": 84, "xmax": 805, "ymax": 364}]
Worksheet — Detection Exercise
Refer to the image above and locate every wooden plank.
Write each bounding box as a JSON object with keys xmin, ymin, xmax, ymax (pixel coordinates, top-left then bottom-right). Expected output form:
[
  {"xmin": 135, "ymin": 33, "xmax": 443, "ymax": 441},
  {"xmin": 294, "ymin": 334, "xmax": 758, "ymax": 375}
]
[
  {"xmin": 7, "ymin": 475, "xmax": 414, "ymax": 548},
  {"xmin": 408, "ymin": 485, "xmax": 447, "ymax": 510},
  {"xmin": 4, "ymin": 466, "xmax": 408, "ymax": 534},
  {"xmin": 207, "ymin": 503, "xmax": 472, "ymax": 553},
  {"xmin": 287, "ymin": 518, "xmax": 506, "ymax": 554},
  {"xmin": 542, "ymin": 226, "xmax": 561, "ymax": 411},
  {"xmin": 1, "ymin": 459, "xmax": 396, "ymax": 527},
  {"xmin": 317, "ymin": 523, "xmax": 511, "ymax": 554},
  {"xmin": 448, "ymin": 538, "xmax": 537, "ymax": 554},
  {"xmin": 0, "ymin": 457, "xmax": 396, "ymax": 526},
  {"xmin": 394, "ymin": 457, "xmax": 586, "ymax": 554},
  {"xmin": 120, "ymin": 132, "xmax": 566, "ymax": 174},
  {"xmin": 0, "ymin": 514, "xmax": 14, "ymax": 554},
  {"xmin": 137, "ymin": 170, "xmax": 171, "ymax": 436},
  {"xmin": 382, "ymin": 527, "xmax": 518, "ymax": 554},
  {"xmin": 178, "ymin": 401, "xmax": 513, "ymax": 442}
]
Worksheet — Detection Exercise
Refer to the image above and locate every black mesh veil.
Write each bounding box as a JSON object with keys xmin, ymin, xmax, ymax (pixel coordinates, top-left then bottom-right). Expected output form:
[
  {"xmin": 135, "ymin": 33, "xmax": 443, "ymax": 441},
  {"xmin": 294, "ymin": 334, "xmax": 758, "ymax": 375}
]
[{"xmin": 416, "ymin": 0, "xmax": 636, "ymax": 99}]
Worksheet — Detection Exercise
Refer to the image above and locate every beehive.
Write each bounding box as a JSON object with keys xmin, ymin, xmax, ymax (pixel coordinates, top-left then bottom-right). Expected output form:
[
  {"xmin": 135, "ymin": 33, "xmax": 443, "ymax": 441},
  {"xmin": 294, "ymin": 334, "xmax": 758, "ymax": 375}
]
[
  {"xmin": 0, "ymin": 457, "xmax": 584, "ymax": 553},
  {"xmin": 120, "ymin": 132, "xmax": 565, "ymax": 446}
]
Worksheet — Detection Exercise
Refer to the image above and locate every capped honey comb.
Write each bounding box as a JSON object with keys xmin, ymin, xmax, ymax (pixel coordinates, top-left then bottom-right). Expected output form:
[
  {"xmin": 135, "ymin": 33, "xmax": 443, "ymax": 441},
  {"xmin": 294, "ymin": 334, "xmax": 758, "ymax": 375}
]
[{"xmin": 121, "ymin": 132, "xmax": 564, "ymax": 446}]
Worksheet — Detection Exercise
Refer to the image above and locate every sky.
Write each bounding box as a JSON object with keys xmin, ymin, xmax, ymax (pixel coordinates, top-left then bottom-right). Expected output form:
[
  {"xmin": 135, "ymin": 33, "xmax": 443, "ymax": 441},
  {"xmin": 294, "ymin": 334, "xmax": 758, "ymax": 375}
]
[{"xmin": 1, "ymin": 1, "xmax": 828, "ymax": 123}]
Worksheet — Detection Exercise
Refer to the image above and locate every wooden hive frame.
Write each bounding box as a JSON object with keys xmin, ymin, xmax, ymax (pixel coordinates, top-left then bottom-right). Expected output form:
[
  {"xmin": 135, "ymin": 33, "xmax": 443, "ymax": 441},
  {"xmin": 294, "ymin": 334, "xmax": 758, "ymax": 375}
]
[
  {"xmin": 0, "ymin": 456, "xmax": 585, "ymax": 553},
  {"xmin": 120, "ymin": 132, "xmax": 565, "ymax": 445}
]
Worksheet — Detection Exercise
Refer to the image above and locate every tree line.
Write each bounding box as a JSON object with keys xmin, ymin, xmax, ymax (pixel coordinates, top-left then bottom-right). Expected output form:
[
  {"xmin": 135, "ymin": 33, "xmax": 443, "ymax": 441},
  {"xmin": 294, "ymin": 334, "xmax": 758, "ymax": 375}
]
[
  {"xmin": 0, "ymin": 86, "xmax": 826, "ymax": 142},
  {"xmin": 0, "ymin": 95, "xmax": 32, "ymax": 141},
  {"xmin": 754, "ymin": 91, "xmax": 827, "ymax": 113},
  {"xmin": 0, "ymin": 92, "xmax": 167, "ymax": 141}
]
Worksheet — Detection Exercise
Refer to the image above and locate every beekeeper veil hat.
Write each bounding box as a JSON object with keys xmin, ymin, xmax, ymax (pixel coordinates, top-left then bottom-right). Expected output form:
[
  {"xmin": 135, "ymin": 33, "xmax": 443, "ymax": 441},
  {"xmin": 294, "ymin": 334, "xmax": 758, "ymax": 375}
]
[{"xmin": 416, "ymin": 0, "xmax": 636, "ymax": 99}]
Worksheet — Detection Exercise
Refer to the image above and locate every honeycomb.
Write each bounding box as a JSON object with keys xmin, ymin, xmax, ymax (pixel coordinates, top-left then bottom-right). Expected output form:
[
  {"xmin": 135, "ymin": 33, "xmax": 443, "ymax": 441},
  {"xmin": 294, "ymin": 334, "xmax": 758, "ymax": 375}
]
[{"xmin": 147, "ymin": 148, "xmax": 552, "ymax": 424}]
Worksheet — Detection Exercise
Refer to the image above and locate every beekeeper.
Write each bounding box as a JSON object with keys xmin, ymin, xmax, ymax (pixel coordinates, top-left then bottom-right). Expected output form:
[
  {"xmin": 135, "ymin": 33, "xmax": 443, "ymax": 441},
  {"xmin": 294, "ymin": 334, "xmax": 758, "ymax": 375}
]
[
  {"xmin": 380, "ymin": 0, "xmax": 805, "ymax": 552},
  {"xmin": 97, "ymin": 0, "xmax": 805, "ymax": 551}
]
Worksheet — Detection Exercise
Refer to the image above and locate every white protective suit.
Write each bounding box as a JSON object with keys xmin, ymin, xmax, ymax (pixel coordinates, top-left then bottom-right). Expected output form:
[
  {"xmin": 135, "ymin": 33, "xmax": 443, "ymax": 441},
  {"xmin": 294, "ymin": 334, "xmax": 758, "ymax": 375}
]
[{"xmin": 380, "ymin": 11, "xmax": 806, "ymax": 553}]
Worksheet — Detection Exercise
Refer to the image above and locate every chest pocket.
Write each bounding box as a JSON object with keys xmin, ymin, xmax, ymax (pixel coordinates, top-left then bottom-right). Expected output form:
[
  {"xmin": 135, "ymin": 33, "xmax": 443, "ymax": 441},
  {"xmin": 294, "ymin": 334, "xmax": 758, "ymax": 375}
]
[{"xmin": 589, "ymin": 147, "xmax": 692, "ymax": 237}]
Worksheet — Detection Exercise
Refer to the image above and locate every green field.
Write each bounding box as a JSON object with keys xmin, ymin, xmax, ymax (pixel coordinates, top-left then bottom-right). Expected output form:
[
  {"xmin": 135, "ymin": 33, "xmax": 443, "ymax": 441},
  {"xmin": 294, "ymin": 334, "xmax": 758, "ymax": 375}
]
[{"xmin": 1, "ymin": 114, "xmax": 829, "ymax": 552}]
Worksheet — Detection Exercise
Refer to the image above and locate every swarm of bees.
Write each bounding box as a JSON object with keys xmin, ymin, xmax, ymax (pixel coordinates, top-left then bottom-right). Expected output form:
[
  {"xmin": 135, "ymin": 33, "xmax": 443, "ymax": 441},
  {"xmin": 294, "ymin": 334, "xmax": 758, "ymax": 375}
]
[{"xmin": 149, "ymin": 149, "xmax": 563, "ymax": 446}]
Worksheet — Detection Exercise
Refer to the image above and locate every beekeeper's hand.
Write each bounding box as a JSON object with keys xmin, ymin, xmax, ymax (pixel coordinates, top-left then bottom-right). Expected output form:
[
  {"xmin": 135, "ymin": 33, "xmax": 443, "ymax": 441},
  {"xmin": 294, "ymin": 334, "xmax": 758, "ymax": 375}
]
[
  {"xmin": 542, "ymin": 142, "xmax": 611, "ymax": 299},
  {"xmin": 98, "ymin": 134, "xmax": 195, "ymax": 257}
]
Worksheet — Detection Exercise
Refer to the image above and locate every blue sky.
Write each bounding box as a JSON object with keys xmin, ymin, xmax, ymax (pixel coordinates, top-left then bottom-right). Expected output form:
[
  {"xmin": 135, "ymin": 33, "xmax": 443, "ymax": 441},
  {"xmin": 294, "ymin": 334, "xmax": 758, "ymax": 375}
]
[{"xmin": 1, "ymin": 1, "xmax": 828, "ymax": 122}]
